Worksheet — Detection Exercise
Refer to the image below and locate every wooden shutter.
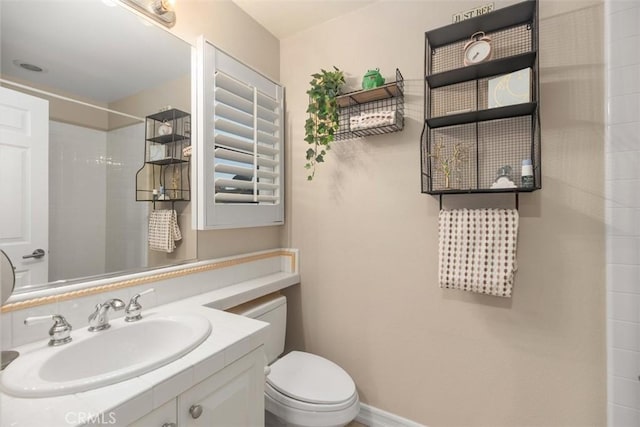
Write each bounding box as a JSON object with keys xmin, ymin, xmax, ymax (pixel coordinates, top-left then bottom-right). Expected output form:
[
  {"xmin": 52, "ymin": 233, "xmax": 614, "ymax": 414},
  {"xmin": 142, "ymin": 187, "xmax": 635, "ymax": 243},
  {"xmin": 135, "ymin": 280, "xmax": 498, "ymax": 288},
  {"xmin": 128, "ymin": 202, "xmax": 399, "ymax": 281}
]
[{"xmin": 195, "ymin": 38, "xmax": 284, "ymax": 229}]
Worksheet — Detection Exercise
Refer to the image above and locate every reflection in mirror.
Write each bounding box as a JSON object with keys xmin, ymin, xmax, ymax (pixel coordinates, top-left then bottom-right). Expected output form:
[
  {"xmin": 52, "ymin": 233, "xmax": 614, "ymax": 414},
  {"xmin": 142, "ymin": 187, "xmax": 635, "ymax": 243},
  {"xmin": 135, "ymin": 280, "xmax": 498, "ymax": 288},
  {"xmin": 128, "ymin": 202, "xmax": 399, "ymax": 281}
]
[
  {"xmin": 0, "ymin": 248, "xmax": 18, "ymax": 370},
  {"xmin": 0, "ymin": 250, "xmax": 16, "ymax": 305},
  {"xmin": 0, "ymin": 0, "xmax": 194, "ymax": 295}
]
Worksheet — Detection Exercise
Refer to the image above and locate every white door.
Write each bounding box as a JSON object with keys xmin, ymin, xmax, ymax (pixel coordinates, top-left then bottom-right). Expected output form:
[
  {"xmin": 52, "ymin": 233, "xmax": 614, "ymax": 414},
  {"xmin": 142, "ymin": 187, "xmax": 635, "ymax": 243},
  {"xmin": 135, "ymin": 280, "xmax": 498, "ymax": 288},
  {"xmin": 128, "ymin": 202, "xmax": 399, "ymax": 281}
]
[{"xmin": 0, "ymin": 87, "xmax": 49, "ymax": 289}]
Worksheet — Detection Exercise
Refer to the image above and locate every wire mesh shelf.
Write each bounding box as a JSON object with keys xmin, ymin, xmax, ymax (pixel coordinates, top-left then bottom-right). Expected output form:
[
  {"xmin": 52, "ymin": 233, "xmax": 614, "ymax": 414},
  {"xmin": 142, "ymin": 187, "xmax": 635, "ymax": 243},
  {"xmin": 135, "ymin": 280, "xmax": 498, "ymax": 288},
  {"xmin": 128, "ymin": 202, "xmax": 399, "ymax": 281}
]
[
  {"xmin": 421, "ymin": 0, "xmax": 541, "ymax": 197},
  {"xmin": 334, "ymin": 68, "xmax": 404, "ymax": 141},
  {"xmin": 136, "ymin": 108, "xmax": 191, "ymax": 203}
]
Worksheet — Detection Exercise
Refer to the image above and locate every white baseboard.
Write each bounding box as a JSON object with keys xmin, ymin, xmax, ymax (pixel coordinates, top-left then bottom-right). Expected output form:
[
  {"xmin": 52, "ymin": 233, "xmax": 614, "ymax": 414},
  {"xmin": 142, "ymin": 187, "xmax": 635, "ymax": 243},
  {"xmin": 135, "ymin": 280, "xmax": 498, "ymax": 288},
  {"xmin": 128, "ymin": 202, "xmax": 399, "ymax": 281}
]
[{"xmin": 355, "ymin": 403, "xmax": 426, "ymax": 427}]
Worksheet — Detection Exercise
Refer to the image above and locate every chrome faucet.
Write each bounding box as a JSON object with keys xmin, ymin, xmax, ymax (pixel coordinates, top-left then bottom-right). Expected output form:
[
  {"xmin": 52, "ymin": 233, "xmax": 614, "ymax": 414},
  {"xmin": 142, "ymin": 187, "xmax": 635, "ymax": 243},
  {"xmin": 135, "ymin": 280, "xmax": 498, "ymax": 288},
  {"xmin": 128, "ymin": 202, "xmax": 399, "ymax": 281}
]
[
  {"xmin": 125, "ymin": 288, "xmax": 155, "ymax": 322},
  {"xmin": 24, "ymin": 314, "xmax": 72, "ymax": 346},
  {"xmin": 88, "ymin": 299, "xmax": 125, "ymax": 331}
]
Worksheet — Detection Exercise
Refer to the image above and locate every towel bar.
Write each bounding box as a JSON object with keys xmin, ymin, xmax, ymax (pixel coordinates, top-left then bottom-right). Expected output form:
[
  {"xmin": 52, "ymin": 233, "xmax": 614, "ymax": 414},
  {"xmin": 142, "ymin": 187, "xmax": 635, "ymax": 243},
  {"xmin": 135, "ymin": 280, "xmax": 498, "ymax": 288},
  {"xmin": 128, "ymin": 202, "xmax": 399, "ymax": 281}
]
[
  {"xmin": 438, "ymin": 193, "xmax": 519, "ymax": 210},
  {"xmin": 152, "ymin": 200, "xmax": 178, "ymax": 210}
]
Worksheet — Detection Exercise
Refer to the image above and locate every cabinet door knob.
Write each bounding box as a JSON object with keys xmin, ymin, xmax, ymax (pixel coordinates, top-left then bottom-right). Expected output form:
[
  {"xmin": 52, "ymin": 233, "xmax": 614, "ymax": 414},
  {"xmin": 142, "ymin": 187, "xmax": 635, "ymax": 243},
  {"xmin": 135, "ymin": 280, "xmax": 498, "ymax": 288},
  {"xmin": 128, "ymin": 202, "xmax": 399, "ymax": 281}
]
[
  {"xmin": 189, "ymin": 404, "xmax": 203, "ymax": 419},
  {"xmin": 162, "ymin": 423, "xmax": 177, "ymax": 427}
]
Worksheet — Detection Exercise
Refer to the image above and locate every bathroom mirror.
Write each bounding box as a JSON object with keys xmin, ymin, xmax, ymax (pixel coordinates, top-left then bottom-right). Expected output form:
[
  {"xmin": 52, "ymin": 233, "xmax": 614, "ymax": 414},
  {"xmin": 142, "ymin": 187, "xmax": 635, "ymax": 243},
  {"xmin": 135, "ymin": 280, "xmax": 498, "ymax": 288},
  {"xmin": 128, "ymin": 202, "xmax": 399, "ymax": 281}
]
[
  {"xmin": 0, "ymin": 0, "xmax": 194, "ymax": 296},
  {"xmin": 0, "ymin": 250, "xmax": 16, "ymax": 305}
]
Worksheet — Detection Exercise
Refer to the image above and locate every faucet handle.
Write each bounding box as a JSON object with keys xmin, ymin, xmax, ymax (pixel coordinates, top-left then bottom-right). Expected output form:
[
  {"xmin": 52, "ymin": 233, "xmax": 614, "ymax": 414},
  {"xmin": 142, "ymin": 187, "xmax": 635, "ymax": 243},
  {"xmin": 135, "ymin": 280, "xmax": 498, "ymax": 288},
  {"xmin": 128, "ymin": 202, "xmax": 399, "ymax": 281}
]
[
  {"xmin": 125, "ymin": 288, "xmax": 155, "ymax": 322},
  {"xmin": 24, "ymin": 314, "xmax": 72, "ymax": 346}
]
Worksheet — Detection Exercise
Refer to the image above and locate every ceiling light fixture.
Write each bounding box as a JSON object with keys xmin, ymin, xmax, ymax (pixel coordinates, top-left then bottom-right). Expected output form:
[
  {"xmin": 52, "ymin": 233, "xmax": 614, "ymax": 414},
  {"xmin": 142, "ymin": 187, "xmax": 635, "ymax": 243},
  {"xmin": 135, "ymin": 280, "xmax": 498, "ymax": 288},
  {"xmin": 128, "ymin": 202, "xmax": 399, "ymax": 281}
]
[
  {"xmin": 118, "ymin": 0, "xmax": 176, "ymax": 27},
  {"xmin": 152, "ymin": 0, "xmax": 174, "ymax": 15}
]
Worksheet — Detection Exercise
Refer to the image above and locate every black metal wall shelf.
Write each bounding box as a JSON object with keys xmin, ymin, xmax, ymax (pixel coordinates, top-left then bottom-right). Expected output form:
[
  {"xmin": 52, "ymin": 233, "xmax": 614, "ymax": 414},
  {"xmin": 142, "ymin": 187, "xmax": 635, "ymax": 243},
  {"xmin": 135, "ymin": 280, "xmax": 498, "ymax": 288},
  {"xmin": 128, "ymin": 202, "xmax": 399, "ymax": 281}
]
[
  {"xmin": 426, "ymin": 52, "xmax": 536, "ymax": 88},
  {"xmin": 421, "ymin": 0, "xmax": 541, "ymax": 199},
  {"xmin": 136, "ymin": 108, "xmax": 191, "ymax": 203},
  {"xmin": 336, "ymin": 82, "xmax": 403, "ymax": 107},
  {"xmin": 334, "ymin": 68, "xmax": 404, "ymax": 141},
  {"xmin": 429, "ymin": 186, "xmax": 537, "ymax": 196},
  {"xmin": 148, "ymin": 108, "xmax": 190, "ymax": 122},
  {"xmin": 146, "ymin": 134, "xmax": 189, "ymax": 144},
  {"xmin": 427, "ymin": 102, "xmax": 537, "ymax": 128},
  {"xmin": 425, "ymin": 1, "xmax": 535, "ymax": 48},
  {"xmin": 146, "ymin": 158, "xmax": 189, "ymax": 166}
]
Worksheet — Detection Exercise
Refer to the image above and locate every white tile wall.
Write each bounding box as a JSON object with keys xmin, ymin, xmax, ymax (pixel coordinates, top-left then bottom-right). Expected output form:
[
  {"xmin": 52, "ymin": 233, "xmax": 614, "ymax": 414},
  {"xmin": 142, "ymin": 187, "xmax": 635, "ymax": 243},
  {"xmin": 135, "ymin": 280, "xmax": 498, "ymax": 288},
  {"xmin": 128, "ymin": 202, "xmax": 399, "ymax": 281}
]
[
  {"xmin": 607, "ymin": 1, "xmax": 640, "ymax": 425},
  {"xmin": 49, "ymin": 121, "xmax": 107, "ymax": 282},
  {"xmin": 611, "ymin": 320, "xmax": 640, "ymax": 351},
  {"xmin": 48, "ymin": 121, "xmax": 148, "ymax": 284},
  {"xmin": 105, "ymin": 123, "xmax": 148, "ymax": 273}
]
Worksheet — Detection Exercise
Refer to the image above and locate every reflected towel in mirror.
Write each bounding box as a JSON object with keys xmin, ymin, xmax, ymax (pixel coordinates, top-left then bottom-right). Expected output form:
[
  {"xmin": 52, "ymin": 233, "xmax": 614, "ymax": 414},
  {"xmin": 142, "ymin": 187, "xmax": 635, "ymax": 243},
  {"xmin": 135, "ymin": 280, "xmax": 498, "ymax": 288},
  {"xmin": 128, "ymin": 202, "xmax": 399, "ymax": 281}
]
[{"xmin": 148, "ymin": 210, "xmax": 182, "ymax": 253}]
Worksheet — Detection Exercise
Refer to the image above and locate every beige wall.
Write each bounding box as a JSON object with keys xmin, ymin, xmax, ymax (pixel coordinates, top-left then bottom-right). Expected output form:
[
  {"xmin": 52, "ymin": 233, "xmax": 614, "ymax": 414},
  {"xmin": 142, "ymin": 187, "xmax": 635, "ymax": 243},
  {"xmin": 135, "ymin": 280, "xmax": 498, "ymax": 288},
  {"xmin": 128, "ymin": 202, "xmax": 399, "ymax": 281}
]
[
  {"xmin": 167, "ymin": 0, "xmax": 284, "ymax": 260},
  {"xmin": 110, "ymin": 0, "xmax": 284, "ymax": 266},
  {"xmin": 115, "ymin": 0, "xmax": 285, "ymax": 263},
  {"xmin": 280, "ymin": 1, "xmax": 605, "ymax": 426},
  {"xmin": 172, "ymin": 0, "xmax": 280, "ymax": 81},
  {"xmin": 108, "ymin": 74, "xmax": 190, "ymax": 130}
]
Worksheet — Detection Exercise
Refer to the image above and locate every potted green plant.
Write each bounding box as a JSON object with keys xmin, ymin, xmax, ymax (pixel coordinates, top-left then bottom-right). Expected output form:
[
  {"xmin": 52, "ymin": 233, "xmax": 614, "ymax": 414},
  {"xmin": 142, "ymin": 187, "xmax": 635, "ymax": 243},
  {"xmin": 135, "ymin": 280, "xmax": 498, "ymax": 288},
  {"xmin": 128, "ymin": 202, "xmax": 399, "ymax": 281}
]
[{"xmin": 304, "ymin": 67, "xmax": 345, "ymax": 180}]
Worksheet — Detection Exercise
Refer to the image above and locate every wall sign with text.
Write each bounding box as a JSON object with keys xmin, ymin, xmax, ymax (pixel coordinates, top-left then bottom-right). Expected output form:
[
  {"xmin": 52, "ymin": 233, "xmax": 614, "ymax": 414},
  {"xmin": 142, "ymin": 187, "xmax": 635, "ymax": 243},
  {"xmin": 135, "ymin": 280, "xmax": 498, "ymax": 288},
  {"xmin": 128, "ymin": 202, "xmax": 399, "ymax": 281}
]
[{"xmin": 452, "ymin": 3, "xmax": 495, "ymax": 23}]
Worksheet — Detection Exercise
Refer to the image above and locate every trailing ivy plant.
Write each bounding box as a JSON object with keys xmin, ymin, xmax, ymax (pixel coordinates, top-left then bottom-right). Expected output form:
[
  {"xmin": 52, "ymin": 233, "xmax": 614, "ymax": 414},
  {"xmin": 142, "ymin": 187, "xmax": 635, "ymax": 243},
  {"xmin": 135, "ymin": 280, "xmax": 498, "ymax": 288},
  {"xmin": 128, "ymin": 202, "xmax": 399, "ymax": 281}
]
[{"xmin": 304, "ymin": 67, "xmax": 345, "ymax": 180}]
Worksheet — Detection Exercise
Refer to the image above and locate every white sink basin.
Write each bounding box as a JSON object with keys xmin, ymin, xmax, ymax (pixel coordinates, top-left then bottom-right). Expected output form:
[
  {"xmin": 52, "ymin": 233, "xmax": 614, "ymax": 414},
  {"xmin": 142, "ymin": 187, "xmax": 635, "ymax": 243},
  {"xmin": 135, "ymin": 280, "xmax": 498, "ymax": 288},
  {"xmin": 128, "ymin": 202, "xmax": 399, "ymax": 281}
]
[{"xmin": 1, "ymin": 313, "xmax": 211, "ymax": 397}]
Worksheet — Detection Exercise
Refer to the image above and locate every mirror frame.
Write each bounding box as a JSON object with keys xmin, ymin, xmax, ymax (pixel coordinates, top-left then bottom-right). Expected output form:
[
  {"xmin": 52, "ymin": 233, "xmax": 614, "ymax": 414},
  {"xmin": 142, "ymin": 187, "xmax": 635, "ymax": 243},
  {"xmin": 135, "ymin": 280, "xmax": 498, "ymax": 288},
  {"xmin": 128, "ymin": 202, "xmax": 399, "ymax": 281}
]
[{"xmin": 1, "ymin": 249, "xmax": 297, "ymax": 314}]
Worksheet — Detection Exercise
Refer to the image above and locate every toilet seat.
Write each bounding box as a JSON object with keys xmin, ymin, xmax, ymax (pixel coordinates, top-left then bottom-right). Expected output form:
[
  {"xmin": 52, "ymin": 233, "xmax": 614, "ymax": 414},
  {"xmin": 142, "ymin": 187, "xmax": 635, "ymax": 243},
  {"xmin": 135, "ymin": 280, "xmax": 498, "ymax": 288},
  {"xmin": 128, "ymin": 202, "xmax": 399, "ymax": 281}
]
[{"xmin": 267, "ymin": 351, "xmax": 356, "ymax": 405}]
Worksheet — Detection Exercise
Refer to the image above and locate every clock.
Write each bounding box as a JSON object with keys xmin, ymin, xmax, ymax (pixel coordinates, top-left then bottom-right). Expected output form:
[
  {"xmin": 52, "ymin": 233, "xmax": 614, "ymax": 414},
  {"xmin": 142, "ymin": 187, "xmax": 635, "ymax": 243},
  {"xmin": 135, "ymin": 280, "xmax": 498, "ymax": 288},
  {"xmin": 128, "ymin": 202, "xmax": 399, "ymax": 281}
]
[{"xmin": 463, "ymin": 31, "xmax": 492, "ymax": 66}]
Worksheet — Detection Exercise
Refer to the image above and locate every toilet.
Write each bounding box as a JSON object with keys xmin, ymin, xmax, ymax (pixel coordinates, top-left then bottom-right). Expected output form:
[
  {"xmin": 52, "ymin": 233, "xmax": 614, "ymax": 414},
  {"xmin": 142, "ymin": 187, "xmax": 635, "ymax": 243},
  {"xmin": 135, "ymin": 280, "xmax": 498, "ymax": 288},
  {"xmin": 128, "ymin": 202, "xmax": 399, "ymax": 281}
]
[{"xmin": 232, "ymin": 294, "xmax": 360, "ymax": 427}]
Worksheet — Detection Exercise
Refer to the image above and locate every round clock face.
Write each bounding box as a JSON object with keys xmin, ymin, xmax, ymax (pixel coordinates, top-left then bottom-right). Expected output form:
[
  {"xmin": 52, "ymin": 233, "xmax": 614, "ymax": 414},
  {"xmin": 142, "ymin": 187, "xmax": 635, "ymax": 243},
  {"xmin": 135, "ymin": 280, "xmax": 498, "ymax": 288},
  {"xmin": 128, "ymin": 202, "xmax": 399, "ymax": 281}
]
[{"xmin": 464, "ymin": 40, "xmax": 492, "ymax": 66}]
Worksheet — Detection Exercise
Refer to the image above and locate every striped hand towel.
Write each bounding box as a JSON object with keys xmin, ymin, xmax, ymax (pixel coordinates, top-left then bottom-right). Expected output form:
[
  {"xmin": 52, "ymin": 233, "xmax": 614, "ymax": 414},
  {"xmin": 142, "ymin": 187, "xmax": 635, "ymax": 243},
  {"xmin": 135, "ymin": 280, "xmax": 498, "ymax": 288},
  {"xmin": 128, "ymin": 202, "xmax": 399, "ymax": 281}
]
[{"xmin": 438, "ymin": 208, "xmax": 519, "ymax": 298}]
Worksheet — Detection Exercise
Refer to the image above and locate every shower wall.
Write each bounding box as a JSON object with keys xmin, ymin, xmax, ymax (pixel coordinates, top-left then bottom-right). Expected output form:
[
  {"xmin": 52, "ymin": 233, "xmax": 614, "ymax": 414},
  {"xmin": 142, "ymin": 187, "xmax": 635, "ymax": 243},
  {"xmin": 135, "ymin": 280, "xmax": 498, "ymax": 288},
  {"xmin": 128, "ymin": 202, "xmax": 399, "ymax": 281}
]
[
  {"xmin": 606, "ymin": 1, "xmax": 640, "ymax": 425},
  {"xmin": 48, "ymin": 121, "xmax": 147, "ymax": 283},
  {"xmin": 105, "ymin": 123, "xmax": 148, "ymax": 273},
  {"xmin": 49, "ymin": 121, "xmax": 107, "ymax": 282}
]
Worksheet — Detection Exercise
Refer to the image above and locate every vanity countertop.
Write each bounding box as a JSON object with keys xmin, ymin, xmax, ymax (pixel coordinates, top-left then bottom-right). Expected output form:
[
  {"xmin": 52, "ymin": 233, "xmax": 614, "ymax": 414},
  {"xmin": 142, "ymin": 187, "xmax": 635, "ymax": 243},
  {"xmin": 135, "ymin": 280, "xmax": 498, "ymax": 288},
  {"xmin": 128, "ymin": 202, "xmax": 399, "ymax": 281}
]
[{"xmin": 0, "ymin": 271, "xmax": 300, "ymax": 427}]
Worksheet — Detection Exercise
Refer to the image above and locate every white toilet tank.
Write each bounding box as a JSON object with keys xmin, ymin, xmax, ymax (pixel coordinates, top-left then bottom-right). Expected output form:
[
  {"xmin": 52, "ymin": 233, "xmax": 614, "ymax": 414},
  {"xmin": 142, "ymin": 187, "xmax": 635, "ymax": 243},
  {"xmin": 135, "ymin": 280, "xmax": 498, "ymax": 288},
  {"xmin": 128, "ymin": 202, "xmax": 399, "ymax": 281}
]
[{"xmin": 231, "ymin": 294, "xmax": 287, "ymax": 364}]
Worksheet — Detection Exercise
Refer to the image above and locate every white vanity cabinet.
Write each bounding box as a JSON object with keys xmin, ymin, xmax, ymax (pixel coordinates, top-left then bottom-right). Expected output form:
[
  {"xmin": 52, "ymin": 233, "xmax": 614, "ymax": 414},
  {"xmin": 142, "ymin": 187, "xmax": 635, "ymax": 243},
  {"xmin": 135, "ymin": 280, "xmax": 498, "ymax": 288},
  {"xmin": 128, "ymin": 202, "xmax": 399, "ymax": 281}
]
[
  {"xmin": 129, "ymin": 399, "xmax": 177, "ymax": 427},
  {"xmin": 179, "ymin": 347, "xmax": 265, "ymax": 426},
  {"xmin": 128, "ymin": 347, "xmax": 265, "ymax": 427}
]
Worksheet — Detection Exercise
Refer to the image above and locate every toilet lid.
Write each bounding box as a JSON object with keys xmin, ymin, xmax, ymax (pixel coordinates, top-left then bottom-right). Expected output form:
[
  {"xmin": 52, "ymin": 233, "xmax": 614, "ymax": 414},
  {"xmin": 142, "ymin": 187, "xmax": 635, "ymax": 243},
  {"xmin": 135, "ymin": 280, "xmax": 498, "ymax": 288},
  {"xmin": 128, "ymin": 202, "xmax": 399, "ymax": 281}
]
[{"xmin": 267, "ymin": 351, "xmax": 356, "ymax": 405}]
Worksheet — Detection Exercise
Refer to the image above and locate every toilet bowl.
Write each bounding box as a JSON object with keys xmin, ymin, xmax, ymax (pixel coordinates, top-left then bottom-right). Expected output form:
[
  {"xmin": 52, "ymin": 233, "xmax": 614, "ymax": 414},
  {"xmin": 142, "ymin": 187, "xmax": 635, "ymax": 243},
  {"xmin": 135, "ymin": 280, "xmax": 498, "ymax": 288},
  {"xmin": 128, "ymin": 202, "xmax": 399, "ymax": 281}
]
[{"xmin": 233, "ymin": 294, "xmax": 360, "ymax": 427}]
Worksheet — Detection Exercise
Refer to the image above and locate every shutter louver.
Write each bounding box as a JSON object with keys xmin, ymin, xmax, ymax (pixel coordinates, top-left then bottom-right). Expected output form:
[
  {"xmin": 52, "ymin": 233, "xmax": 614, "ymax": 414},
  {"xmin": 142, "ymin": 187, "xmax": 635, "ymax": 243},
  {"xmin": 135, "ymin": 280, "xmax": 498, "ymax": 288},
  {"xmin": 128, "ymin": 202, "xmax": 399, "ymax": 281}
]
[
  {"xmin": 213, "ymin": 70, "xmax": 280, "ymax": 205},
  {"xmin": 196, "ymin": 39, "xmax": 284, "ymax": 229}
]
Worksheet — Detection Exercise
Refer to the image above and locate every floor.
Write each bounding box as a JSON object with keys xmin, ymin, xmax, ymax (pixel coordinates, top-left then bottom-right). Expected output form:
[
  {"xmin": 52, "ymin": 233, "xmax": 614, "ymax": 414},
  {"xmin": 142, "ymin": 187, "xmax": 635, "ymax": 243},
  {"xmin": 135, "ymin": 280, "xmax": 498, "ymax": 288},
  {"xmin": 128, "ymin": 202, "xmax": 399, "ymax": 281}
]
[{"xmin": 347, "ymin": 422, "xmax": 366, "ymax": 427}]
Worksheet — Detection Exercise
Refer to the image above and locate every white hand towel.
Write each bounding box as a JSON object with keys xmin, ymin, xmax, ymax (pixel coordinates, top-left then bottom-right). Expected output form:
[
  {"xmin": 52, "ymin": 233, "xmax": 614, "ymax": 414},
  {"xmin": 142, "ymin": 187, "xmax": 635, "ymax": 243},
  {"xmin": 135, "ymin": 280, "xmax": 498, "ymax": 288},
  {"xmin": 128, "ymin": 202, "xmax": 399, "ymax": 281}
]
[
  {"xmin": 148, "ymin": 209, "xmax": 182, "ymax": 253},
  {"xmin": 438, "ymin": 208, "xmax": 519, "ymax": 297}
]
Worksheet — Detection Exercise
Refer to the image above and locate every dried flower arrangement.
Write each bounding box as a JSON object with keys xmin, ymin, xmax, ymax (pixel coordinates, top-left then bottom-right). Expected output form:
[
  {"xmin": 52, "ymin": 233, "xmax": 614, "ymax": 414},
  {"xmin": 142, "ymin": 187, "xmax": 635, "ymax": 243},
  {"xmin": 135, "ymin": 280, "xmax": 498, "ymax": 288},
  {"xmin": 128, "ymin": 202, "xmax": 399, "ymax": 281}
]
[{"xmin": 428, "ymin": 140, "xmax": 468, "ymax": 189}]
